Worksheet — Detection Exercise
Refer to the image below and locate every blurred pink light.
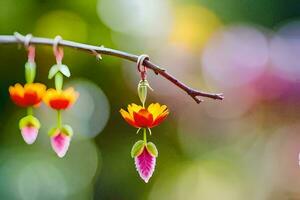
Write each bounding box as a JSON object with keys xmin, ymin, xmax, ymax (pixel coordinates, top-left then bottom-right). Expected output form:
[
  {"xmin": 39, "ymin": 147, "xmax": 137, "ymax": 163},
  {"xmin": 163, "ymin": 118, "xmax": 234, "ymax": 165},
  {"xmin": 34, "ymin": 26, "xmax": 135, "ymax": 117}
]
[
  {"xmin": 202, "ymin": 25, "xmax": 269, "ymax": 89},
  {"xmin": 203, "ymin": 86, "xmax": 257, "ymax": 119}
]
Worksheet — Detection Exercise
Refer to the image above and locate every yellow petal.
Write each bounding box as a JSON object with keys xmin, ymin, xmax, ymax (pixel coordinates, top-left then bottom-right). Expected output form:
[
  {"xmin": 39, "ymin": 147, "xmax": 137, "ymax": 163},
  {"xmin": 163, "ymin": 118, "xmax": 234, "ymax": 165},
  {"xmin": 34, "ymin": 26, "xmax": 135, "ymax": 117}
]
[
  {"xmin": 128, "ymin": 103, "xmax": 142, "ymax": 118},
  {"xmin": 148, "ymin": 103, "xmax": 164, "ymax": 120},
  {"xmin": 120, "ymin": 109, "xmax": 134, "ymax": 121}
]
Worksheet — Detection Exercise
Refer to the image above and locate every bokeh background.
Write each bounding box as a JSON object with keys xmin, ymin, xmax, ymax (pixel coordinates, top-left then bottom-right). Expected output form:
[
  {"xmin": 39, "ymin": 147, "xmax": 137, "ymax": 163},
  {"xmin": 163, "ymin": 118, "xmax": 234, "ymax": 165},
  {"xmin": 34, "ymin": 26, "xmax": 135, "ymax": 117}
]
[{"xmin": 0, "ymin": 0, "xmax": 300, "ymax": 199}]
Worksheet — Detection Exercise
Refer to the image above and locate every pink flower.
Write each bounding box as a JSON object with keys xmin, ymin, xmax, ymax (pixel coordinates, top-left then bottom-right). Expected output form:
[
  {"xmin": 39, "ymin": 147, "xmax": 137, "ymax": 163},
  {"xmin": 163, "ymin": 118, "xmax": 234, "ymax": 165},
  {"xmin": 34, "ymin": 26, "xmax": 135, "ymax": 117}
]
[
  {"xmin": 49, "ymin": 125, "xmax": 73, "ymax": 158},
  {"xmin": 51, "ymin": 132, "xmax": 71, "ymax": 158},
  {"xmin": 135, "ymin": 147, "xmax": 156, "ymax": 183},
  {"xmin": 132, "ymin": 141, "xmax": 158, "ymax": 183},
  {"xmin": 19, "ymin": 115, "xmax": 40, "ymax": 145},
  {"xmin": 21, "ymin": 126, "xmax": 38, "ymax": 144}
]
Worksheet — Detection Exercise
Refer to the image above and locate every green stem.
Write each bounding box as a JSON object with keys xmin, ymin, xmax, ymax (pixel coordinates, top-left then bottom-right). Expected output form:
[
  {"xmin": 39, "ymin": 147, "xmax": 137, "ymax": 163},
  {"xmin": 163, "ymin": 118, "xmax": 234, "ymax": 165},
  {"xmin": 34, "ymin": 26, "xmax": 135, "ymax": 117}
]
[
  {"xmin": 57, "ymin": 110, "xmax": 62, "ymax": 128},
  {"xmin": 143, "ymin": 128, "xmax": 147, "ymax": 144},
  {"xmin": 55, "ymin": 72, "xmax": 63, "ymax": 91},
  {"xmin": 27, "ymin": 106, "xmax": 33, "ymax": 115}
]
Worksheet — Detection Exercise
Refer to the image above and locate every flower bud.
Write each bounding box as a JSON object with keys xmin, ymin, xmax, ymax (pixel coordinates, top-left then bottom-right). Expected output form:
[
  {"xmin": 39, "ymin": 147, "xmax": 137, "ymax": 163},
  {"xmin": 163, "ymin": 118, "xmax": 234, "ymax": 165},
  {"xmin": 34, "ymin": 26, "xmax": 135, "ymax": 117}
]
[
  {"xmin": 134, "ymin": 144, "xmax": 156, "ymax": 183},
  {"xmin": 25, "ymin": 62, "xmax": 36, "ymax": 83},
  {"xmin": 55, "ymin": 72, "xmax": 63, "ymax": 91},
  {"xmin": 49, "ymin": 125, "xmax": 73, "ymax": 158},
  {"xmin": 19, "ymin": 115, "xmax": 40, "ymax": 144},
  {"xmin": 137, "ymin": 80, "xmax": 153, "ymax": 106}
]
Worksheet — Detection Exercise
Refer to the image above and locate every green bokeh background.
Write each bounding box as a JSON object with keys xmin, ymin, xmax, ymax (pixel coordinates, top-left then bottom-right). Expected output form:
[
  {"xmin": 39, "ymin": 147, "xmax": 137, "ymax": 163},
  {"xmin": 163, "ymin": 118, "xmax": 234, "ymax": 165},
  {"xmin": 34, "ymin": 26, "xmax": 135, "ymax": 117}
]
[{"xmin": 0, "ymin": 0, "xmax": 300, "ymax": 199}]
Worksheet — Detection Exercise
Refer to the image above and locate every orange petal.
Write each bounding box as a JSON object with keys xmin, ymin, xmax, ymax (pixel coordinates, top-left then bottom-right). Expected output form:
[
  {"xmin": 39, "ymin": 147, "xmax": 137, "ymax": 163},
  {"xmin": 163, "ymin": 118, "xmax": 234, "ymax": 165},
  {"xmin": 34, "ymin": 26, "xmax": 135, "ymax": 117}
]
[
  {"xmin": 150, "ymin": 110, "xmax": 169, "ymax": 128},
  {"xmin": 49, "ymin": 99, "xmax": 71, "ymax": 110},
  {"xmin": 120, "ymin": 109, "xmax": 138, "ymax": 128},
  {"xmin": 133, "ymin": 109, "xmax": 153, "ymax": 128}
]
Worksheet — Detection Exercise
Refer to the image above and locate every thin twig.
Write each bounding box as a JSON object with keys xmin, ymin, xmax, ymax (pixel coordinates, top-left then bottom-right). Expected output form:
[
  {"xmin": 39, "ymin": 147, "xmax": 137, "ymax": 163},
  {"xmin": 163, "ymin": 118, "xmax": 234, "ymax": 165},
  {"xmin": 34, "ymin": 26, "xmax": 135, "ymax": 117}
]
[{"xmin": 0, "ymin": 32, "xmax": 224, "ymax": 103}]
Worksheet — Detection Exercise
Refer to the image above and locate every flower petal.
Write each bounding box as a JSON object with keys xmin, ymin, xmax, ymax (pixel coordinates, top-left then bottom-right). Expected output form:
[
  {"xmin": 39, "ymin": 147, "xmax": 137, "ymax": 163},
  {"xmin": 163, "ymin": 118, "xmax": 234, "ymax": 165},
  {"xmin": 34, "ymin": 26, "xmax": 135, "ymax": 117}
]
[
  {"xmin": 24, "ymin": 90, "xmax": 39, "ymax": 105},
  {"xmin": 135, "ymin": 147, "xmax": 156, "ymax": 183},
  {"xmin": 133, "ymin": 109, "xmax": 153, "ymax": 127},
  {"xmin": 120, "ymin": 109, "xmax": 138, "ymax": 127},
  {"xmin": 49, "ymin": 99, "xmax": 71, "ymax": 110},
  {"xmin": 150, "ymin": 110, "xmax": 169, "ymax": 128},
  {"xmin": 148, "ymin": 103, "xmax": 168, "ymax": 120},
  {"xmin": 128, "ymin": 103, "xmax": 142, "ymax": 118},
  {"xmin": 21, "ymin": 126, "xmax": 38, "ymax": 144},
  {"xmin": 51, "ymin": 133, "xmax": 71, "ymax": 158}
]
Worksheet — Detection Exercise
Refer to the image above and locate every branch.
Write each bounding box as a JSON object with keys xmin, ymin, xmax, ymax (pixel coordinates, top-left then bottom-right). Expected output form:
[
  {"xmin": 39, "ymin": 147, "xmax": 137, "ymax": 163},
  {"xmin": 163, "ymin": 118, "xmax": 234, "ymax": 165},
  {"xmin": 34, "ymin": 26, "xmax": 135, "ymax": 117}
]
[{"xmin": 0, "ymin": 32, "xmax": 224, "ymax": 103}]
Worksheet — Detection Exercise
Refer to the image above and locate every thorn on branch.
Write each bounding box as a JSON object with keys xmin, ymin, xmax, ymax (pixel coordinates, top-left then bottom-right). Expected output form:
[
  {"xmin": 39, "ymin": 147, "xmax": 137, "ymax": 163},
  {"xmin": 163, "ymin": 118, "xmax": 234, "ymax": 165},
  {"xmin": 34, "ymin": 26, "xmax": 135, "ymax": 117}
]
[{"xmin": 91, "ymin": 49, "xmax": 102, "ymax": 60}]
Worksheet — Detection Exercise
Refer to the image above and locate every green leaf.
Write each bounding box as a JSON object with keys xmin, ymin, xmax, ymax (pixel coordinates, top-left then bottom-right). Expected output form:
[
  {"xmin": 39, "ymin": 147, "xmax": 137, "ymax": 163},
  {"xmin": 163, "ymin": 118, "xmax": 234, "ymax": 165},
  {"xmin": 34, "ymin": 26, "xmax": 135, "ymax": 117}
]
[
  {"xmin": 48, "ymin": 64, "xmax": 71, "ymax": 79},
  {"xmin": 25, "ymin": 62, "xmax": 36, "ymax": 83},
  {"xmin": 146, "ymin": 142, "xmax": 158, "ymax": 157},
  {"xmin": 61, "ymin": 124, "xmax": 73, "ymax": 136},
  {"xmin": 59, "ymin": 64, "xmax": 71, "ymax": 77},
  {"xmin": 48, "ymin": 64, "xmax": 60, "ymax": 79},
  {"xmin": 48, "ymin": 127, "xmax": 59, "ymax": 136},
  {"xmin": 19, "ymin": 115, "xmax": 40, "ymax": 129},
  {"xmin": 131, "ymin": 140, "xmax": 145, "ymax": 158}
]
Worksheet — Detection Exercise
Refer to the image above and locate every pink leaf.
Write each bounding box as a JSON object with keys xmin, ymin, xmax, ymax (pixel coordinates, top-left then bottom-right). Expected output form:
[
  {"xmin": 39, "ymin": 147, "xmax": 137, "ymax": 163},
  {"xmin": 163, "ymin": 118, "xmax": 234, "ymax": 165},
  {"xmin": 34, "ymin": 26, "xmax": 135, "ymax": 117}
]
[
  {"xmin": 50, "ymin": 133, "xmax": 71, "ymax": 158},
  {"xmin": 21, "ymin": 126, "xmax": 38, "ymax": 144},
  {"xmin": 135, "ymin": 147, "xmax": 156, "ymax": 183}
]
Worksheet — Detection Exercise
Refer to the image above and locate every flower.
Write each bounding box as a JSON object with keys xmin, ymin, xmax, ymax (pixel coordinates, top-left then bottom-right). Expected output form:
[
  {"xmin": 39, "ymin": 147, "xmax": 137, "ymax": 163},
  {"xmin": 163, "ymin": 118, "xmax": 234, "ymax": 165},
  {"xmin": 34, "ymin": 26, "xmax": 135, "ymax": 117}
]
[
  {"xmin": 120, "ymin": 103, "xmax": 169, "ymax": 128},
  {"xmin": 43, "ymin": 87, "xmax": 79, "ymax": 110},
  {"xmin": 9, "ymin": 83, "xmax": 46, "ymax": 107},
  {"xmin": 51, "ymin": 132, "xmax": 71, "ymax": 158},
  {"xmin": 49, "ymin": 125, "xmax": 73, "ymax": 158},
  {"xmin": 132, "ymin": 140, "xmax": 158, "ymax": 183},
  {"xmin": 19, "ymin": 115, "xmax": 41, "ymax": 145}
]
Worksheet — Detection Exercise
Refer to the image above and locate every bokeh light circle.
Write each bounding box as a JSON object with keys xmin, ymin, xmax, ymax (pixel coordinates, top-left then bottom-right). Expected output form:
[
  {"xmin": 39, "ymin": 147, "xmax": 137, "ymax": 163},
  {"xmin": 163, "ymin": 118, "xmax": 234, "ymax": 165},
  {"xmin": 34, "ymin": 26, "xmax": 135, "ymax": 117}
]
[
  {"xmin": 170, "ymin": 5, "xmax": 222, "ymax": 50},
  {"xmin": 18, "ymin": 160, "xmax": 68, "ymax": 200},
  {"xmin": 202, "ymin": 25, "xmax": 269, "ymax": 89},
  {"xmin": 270, "ymin": 20, "xmax": 300, "ymax": 82},
  {"xmin": 0, "ymin": 139, "xmax": 100, "ymax": 199},
  {"xmin": 34, "ymin": 10, "xmax": 87, "ymax": 42},
  {"xmin": 97, "ymin": 0, "xmax": 172, "ymax": 37}
]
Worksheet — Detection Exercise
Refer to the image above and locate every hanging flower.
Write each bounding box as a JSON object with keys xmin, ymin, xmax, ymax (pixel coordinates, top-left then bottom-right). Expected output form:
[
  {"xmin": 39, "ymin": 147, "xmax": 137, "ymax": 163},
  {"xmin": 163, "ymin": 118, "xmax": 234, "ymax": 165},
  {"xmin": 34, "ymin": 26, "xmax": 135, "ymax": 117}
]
[
  {"xmin": 43, "ymin": 87, "xmax": 79, "ymax": 110},
  {"xmin": 9, "ymin": 83, "xmax": 46, "ymax": 107},
  {"xmin": 48, "ymin": 125, "xmax": 73, "ymax": 158},
  {"xmin": 19, "ymin": 115, "xmax": 41, "ymax": 144},
  {"xmin": 120, "ymin": 103, "xmax": 169, "ymax": 128},
  {"xmin": 131, "ymin": 140, "xmax": 158, "ymax": 183}
]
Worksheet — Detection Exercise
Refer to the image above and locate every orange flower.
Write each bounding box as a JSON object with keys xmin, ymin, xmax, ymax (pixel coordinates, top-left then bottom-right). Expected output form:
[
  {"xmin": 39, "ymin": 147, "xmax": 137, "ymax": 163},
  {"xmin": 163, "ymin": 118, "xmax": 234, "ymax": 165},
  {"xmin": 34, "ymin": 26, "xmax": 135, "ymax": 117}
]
[
  {"xmin": 9, "ymin": 83, "xmax": 46, "ymax": 107},
  {"xmin": 43, "ymin": 87, "xmax": 79, "ymax": 110},
  {"xmin": 120, "ymin": 103, "xmax": 169, "ymax": 128}
]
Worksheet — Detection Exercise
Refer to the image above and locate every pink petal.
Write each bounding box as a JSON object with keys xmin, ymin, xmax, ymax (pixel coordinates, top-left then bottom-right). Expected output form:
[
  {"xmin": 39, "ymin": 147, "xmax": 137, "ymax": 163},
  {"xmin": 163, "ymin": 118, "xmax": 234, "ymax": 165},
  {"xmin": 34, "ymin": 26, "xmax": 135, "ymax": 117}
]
[
  {"xmin": 21, "ymin": 126, "xmax": 38, "ymax": 144},
  {"xmin": 50, "ymin": 133, "xmax": 71, "ymax": 158},
  {"xmin": 134, "ymin": 147, "xmax": 156, "ymax": 183}
]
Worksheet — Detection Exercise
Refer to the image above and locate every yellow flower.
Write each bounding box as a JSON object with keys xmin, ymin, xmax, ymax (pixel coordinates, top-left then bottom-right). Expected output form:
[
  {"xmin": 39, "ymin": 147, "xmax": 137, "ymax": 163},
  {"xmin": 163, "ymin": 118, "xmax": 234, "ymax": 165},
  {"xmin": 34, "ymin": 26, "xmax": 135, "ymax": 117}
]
[
  {"xmin": 43, "ymin": 87, "xmax": 79, "ymax": 110},
  {"xmin": 9, "ymin": 83, "xmax": 46, "ymax": 107},
  {"xmin": 120, "ymin": 103, "xmax": 169, "ymax": 128}
]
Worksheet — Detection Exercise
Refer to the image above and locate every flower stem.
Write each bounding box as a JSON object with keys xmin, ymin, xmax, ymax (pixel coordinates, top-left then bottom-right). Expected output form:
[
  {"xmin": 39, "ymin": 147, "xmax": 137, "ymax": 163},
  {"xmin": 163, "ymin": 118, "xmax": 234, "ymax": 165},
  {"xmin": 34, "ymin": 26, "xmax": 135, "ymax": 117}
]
[
  {"xmin": 27, "ymin": 106, "xmax": 33, "ymax": 115},
  {"xmin": 143, "ymin": 128, "xmax": 147, "ymax": 144},
  {"xmin": 57, "ymin": 110, "xmax": 62, "ymax": 128}
]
